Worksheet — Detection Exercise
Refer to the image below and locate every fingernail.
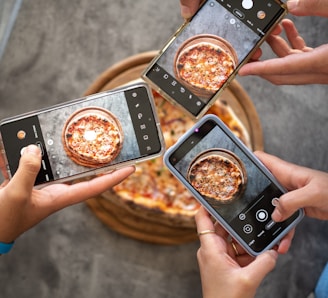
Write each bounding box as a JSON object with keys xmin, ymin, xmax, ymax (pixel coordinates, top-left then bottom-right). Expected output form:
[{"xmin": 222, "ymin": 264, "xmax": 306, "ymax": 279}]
[
  {"xmin": 181, "ymin": 5, "xmax": 193, "ymax": 19},
  {"xmin": 271, "ymin": 198, "xmax": 282, "ymax": 221},
  {"xmin": 23, "ymin": 144, "xmax": 41, "ymax": 156},
  {"xmin": 272, "ymin": 197, "xmax": 280, "ymax": 207},
  {"xmin": 272, "ymin": 209, "xmax": 282, "ymax": 222},
  {"xmin": 287, "ymin": 0, "xmax": 298, "ymax": 12},
  {"xmin": 268, "ymin": 249, "xmax": 279, "ymax": 259}
]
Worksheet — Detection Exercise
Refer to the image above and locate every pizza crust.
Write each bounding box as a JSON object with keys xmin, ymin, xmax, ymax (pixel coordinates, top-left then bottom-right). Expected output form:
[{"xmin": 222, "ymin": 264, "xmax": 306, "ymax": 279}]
[
  {"xmin": 101, "ymin": 189, "xmax": 197, "ymax": 228},
  {"xmin": 209, "ymin": 99, "xmax": 252, "ymax": 149}
]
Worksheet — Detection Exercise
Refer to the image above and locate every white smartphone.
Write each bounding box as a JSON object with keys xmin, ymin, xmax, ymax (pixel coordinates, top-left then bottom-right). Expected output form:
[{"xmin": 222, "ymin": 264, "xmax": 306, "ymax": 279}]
[
  {"xmin": 142, "ymin": 0, "xmax": 287, "ymax": 119},
  {"xmin": 164, "ymin": 114, "xmax": 304, "ymax": 256},
  {"xmin": 0, "ymin": 82, "xmax": 165, "ymax": 187}
]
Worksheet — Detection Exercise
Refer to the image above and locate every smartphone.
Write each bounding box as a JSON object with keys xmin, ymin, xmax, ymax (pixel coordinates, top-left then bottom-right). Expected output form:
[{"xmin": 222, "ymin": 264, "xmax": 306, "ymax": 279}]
[
  {"xmin": 142, "ymin": 0, "xmax": 287, "ymax": 119},
  {"xmin": 164, "ymin": 114, "xmax": 303, "ymax": 256},
  {"xmin": 0, "ymin": 82, "xmax": 165, "ymax": 187}
]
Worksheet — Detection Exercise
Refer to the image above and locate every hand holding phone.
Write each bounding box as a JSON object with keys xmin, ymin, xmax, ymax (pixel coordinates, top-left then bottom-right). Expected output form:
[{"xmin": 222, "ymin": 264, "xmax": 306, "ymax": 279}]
[
  {"xmin": 164, "ymin": 114, "xmax": 303, "ymax": 256},
  {"xmin": 0, "ymin": 143, "xmax": 136, "ymax": 244},
  {"xmin": 143, "ymin": 0, "xmax": 287, "ymax": 119},
  {"xmin": 0, "ymin": 82, "xmax": 165, "ymax": 187}
]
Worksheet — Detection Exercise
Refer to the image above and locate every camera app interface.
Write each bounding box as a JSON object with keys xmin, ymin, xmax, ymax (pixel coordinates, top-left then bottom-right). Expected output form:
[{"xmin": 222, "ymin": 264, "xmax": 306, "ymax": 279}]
[
  {"xmin": 168, "ymin": 119, "xmax": 300, "ymax": 253},
  {"xmin": 0, "ymin": 87, "xmax": 162, "ymax": 185},
  {"xmin": 145, "ymin": 0, "xmax": 285, "ymax": 117}
]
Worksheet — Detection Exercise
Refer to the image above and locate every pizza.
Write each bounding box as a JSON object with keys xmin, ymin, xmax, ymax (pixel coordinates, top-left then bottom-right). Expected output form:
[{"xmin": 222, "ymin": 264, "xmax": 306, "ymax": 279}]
[
  {"xmin": 109, "ymin": 92, "xmax": 251, "ymax": 226},
  {"xmin": 209, "ymin": 99, "xmax": 251, "ymax": 147},
  {"xmin": 175, "ymin": 36, "xmax": 237, "ymax": 96},
  {"xmin": 63, "ymin": 107, "xmax": 123, "ymax": 167},
  {"xmin": 111, "ymin": 93, "xmax": 198, "ymax": 222},
  {"xmin": 187, "ymin": 149, "xmax": 246, "ymax": 203}
]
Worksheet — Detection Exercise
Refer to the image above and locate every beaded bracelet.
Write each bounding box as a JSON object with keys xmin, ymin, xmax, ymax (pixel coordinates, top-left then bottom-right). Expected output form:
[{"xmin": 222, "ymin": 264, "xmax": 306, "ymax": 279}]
[{"xmin": 0, "ymin": 241, "xmax": 14, "ymax": 255}]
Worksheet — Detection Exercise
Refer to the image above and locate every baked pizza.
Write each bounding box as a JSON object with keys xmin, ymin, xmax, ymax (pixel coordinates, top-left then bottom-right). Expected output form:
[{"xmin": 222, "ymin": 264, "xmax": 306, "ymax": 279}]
[
  {"xmin": 187, "ymin": 149, "xmax": 246, "ymax": 203},
  {"xmin": 63, "ymin": 107, "xmax": 123, "ymax": 167},
  {"xmin": 175, "ymin": 36, "xmax": 237, "ymax": 96},
  {"xmin": 110, "ymin": 92, "xmax": 250, "ymax": 226}
]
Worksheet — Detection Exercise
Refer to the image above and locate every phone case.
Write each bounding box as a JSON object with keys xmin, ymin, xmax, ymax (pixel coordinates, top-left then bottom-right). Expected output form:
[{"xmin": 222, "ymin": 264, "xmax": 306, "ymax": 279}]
[
  {"xmin": 0, "ymin": 82, "xmax": 165, "ymax": 188},
  {"xmin": 142, "ymin": 0, "xmax": 287, "ymax": 119},
  {"xmin": 164, "ymin": 114, "xmax": 304, "ymax": 256}
]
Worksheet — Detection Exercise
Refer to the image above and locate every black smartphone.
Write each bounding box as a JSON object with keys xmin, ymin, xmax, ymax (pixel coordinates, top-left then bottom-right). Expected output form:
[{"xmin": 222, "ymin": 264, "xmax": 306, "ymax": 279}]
[
  {"xmin": 164, "ymin": 114, "xmax": 303, "ymax": 256},
  {"xmin": 142, "ymin": 0, "xmax": 287, "ymax": 119},
  {"xmin": 0, "ymin": 82, "xmax": 165, "ymax": 187}
]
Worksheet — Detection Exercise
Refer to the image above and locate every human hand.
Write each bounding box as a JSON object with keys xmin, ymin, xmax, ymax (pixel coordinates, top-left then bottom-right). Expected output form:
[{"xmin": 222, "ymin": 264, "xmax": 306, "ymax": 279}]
[
  {"xmin": 286, "ymin": 0, "xmax": 328, "ymax": 17},
  {"xmin": 0, "ymin": 145, "xmax": 135, "ymax": 244},
  {"xmin": 255, "ymin": 151, "xmax": 328, "ymax": 222},
  {"xmin": 195, "ymin": 207, "xmax": 278, "ymax": 298},
  {"xmin": 180, "ymin": 0, "xmax": 202, "ymax": 19},
  {"xmin": 239, "ymin": 19, "xmax": 328, "ymax": 85},
  {"xmin": 179, "ymin": 1, "xmax": 328, "ymax": 85}
]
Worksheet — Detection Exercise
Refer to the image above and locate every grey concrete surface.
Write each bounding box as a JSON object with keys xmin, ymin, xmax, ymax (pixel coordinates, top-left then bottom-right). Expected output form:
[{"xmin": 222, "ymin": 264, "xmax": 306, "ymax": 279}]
[
  {"xmin": 0, "ymin": 1, "xmax": 327, "ymax": 297},
  {"xmin": 0, "ymin": 0, "xmax": 22, "ymax": 60}
]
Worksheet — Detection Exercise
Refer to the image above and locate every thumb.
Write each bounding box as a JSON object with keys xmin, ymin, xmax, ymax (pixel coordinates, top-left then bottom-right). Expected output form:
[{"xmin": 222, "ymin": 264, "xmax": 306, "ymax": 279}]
[
  {"xmin": 287, "ymin": 0, "xmax": 328, "ymax": 16},
  {"xmin": 180, "ymin": 0, "xmax": 201, "ymax": 19},
  {"xmin": 244, "ymin": 250, "xmax": 278, "ymax": 287},
  {"xmin": 8, "ymin": 145, "xmax": 42, "ymax": 196},
  {"xmin": 271, "ymin": 188, "xmax": 305, "ymax": 222}
]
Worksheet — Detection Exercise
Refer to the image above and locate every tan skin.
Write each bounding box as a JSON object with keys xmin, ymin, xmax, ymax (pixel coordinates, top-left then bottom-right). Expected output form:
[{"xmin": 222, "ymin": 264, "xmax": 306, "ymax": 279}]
[
  {"xmin": 195, "ymin": 151, "xmax": 328, "ymax": 298},
  {"xmin": 0, "ymin": 144, "xmax": 135, "ymax": 244},
  {"xmin": 239, "ymin": 19, "xmax": 328, "ymax": 85},
  {"xmin": 195, "ymin": 206, "xmax": 279, "ymax": 298},
  {"xmin": 256, "ymin": 151, "xmax": 328, "ymax": 222}
]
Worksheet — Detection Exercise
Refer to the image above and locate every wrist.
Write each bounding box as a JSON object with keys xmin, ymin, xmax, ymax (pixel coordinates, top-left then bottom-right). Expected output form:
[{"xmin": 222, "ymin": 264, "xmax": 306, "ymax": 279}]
[{"xmin": 0, "ymin": 241, "xmax": 15, "ymax": 255}]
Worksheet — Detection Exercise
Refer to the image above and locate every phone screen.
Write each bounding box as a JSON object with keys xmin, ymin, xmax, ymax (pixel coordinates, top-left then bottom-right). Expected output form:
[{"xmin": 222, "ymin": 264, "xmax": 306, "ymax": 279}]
[
  {"xmin": 165, "ymin": 116, "xmax": 303, "ymax": 254},
  {"xmin": 143, "ymin": 0, "xmax": 285, "ymax": 118},
  {"xmin": 0, "ymin": 85, "xmax": 163, "ymax": 186}
]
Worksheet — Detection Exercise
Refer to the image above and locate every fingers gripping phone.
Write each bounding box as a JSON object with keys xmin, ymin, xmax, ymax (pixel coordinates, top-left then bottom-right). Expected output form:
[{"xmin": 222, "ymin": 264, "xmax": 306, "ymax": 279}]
[
  {"xmin": 164, "ymin": 115, "xmax": 304, "ymax": 256},
  {"xmin": 0, "ymin": 82, "xmax": 165, "ymax": 187},
  {"xmin": 142, "ymin": 0, "xmax": 287, "ymax": 119}
]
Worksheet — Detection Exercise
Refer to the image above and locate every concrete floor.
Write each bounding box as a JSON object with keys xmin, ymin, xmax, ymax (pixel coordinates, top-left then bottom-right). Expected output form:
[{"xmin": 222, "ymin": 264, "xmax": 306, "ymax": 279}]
[{"xmin": 0, "ymin": 0, "xmax": 327, "ymax": 297}]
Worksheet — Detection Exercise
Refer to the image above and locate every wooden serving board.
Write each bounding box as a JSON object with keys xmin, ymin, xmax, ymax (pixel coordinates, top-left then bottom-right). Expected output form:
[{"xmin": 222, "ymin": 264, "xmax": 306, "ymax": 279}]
[{"xmin": 84, "ymin": 51, "xmax": 263, "ymax": 245}]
